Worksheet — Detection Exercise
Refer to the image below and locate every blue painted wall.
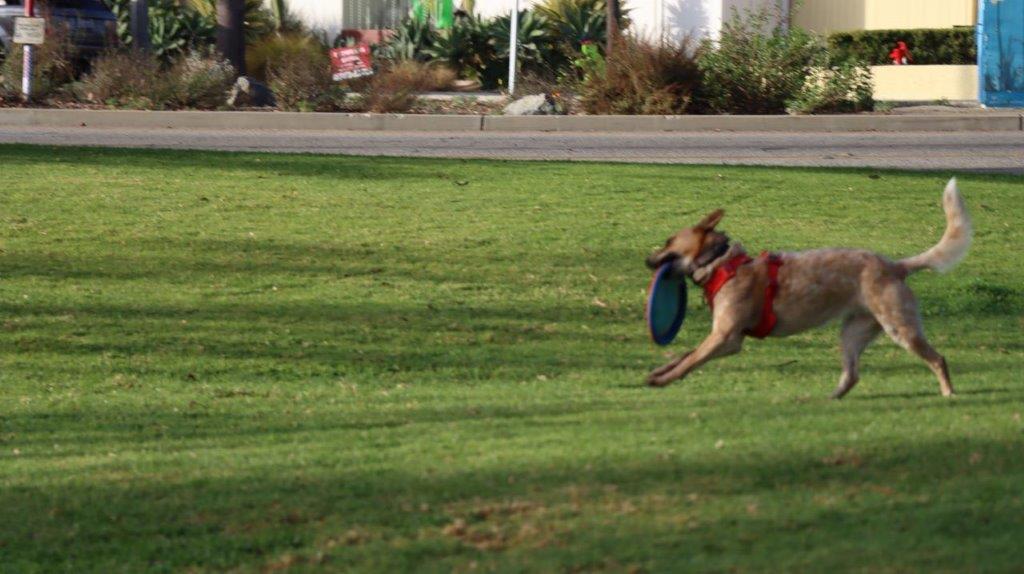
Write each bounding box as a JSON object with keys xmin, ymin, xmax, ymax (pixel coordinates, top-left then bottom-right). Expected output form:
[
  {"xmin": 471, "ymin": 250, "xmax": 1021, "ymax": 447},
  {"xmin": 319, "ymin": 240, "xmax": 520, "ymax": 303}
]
[{"xmin": 979, "ymin": 0, "xmax": 1024, "ymax": 106}]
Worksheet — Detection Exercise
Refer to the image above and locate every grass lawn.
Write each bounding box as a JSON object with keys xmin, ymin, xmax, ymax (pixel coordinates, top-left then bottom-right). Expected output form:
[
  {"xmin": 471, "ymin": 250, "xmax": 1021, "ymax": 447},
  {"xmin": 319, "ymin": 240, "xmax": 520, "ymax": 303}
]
[{"xmin": 1, "ymin": 144, "xmax": 1022, "ymax": 573}]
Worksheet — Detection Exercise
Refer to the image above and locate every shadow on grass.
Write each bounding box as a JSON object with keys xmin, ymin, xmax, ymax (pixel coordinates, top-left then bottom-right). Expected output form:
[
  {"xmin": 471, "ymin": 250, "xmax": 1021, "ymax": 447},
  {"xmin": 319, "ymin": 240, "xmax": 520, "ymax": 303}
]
[
  {"xmin": 0, "ymin": 144, "xmax": 455, "ymax": 183},
  {"xmin": 1, "ymin": 431, "xmax": 1021, "ymax": 571},
  {"xmin": 853, "ymin": 386, "xmax": 1018, "ymax": 401}
]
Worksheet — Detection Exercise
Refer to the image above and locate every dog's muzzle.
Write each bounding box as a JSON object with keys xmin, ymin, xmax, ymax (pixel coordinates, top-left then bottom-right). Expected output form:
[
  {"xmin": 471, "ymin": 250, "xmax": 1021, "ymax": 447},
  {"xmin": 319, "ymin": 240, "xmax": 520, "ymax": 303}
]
[{"xmin": 646, "ymin": 252, "xmax": 678, "ymax": 270}]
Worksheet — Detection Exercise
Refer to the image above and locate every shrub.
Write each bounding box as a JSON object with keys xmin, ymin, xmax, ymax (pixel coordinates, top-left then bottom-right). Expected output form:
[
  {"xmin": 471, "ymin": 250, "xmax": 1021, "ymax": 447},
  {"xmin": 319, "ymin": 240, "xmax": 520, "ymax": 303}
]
[
  {"xmin": 828, "ymin": 28, "xmax": 975, "ymax": 66},
  {"xmin": 171, "ymin": 51, "xmax": 236, "ymax": 109},
  {"xmin": 697, "ymin": 8, "xmax": 822, "ymax": 114},
  {"xmin": 787, "ymin": 61, "xmax": 873, "ymax": 114},
  {"xmin": 246, "ymin": 33, "xmax": 326, "ymax": 83},
  {"xmin": 577, "ymin": 36, "xmax": 701, "ymax": 115},
  {"xmin": 266, "ymin": 48, "xmax": 341, "ymax": 111},
  {"xmin": 354, "ymin": 61, "xmax": 456, "ymax": 113},
  {"xmin": 0, "ymin": 22, "xmax": 78, "ymax": 100},
  {"xmin": 77, "ymin": 49, "xmax": 171, "ymax": 109}
]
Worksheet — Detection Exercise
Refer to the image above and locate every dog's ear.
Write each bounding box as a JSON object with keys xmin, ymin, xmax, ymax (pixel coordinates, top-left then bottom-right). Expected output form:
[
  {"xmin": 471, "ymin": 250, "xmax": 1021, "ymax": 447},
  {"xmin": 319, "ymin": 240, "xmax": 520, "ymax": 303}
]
[{"xmin": 695, "ymin": 209, "xmax": 724, "ymax": 231}]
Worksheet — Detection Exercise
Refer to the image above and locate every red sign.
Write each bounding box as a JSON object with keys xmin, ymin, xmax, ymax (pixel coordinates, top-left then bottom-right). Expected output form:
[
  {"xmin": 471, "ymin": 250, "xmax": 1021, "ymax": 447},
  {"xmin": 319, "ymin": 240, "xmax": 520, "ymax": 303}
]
[{"xmin": 330, "ymin": 45, "xmax": 374, "ymax": 81}]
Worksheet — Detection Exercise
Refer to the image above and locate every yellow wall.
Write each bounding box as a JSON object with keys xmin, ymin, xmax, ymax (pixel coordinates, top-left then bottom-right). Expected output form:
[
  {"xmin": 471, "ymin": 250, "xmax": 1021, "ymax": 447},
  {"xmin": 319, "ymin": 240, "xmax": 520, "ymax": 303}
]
[
  {"xmin": 794, "ymin": 0, "xmax": 976, "ymax": 33},
  {"xmin": 871, "ymin": 65, "xmax": 978, "ymax": 101}
]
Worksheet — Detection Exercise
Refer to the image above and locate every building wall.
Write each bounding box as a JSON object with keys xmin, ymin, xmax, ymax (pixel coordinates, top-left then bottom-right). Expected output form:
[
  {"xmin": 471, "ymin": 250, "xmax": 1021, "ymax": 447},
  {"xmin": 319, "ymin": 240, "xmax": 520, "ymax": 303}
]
[
  {"xmin": 472, "ymin": 0, "xmax": 540, "ymax": 18},
  {"xmin": 872, "ymin": 64, "xmax": 978, "ymax": 101},
  {"xmin": 285, "ymin": 0, "xmax": 343, "ymax": 40},
  {"xmin": 474, "ymin": 0, "xmax": 780, "ymax": 41},
  {"xmin": 289, "ymin": 0, "xmax": 995, "ymax": 42},
  {"xmin": 794, "ymin": 0, "xmax": 976, "ymax": 34}
]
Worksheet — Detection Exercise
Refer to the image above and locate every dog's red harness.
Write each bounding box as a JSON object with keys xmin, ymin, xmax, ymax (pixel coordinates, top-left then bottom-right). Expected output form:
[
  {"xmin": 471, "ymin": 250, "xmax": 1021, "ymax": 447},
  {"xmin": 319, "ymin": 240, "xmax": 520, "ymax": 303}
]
[{"xmin": 702, "ymin": 252, "xmax": 784, "ymax": 339}]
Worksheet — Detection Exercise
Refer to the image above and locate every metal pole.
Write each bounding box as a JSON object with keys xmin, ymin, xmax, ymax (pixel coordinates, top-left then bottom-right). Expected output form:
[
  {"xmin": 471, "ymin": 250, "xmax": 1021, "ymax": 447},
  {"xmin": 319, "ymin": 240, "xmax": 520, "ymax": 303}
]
[
  {"xmin": 21, "ymin": 0, "xmax": 35, "ymax": 100},
  {"xmin": 779, "ymin": 0, "xmax": 791, "ymax": 31},
  {"xmin": 507, "ymin": 0, "xmax": 519, "ymax": 95},
  {"xmin": 130, "ymin": 0, "xmax": 150, "ymax": 52}
]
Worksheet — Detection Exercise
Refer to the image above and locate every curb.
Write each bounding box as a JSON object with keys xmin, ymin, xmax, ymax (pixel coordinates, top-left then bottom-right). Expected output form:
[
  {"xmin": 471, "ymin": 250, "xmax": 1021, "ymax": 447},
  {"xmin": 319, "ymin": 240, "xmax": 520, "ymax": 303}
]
[
  {"xmin": 0, "ymin": 108, "xmax": 1021, "ymax": 133},
  {"xmin": 483, "ymin": 114, "xmax": 1023, "ymax": 132},
  {"xmin": 0, "ymin": 109, "xmax": 484, "ymax": 132}
]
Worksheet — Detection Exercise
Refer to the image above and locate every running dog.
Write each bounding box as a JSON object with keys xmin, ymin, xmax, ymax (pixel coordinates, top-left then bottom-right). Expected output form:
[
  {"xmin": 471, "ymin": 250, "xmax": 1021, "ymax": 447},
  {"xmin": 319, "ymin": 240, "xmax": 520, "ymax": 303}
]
[{"xmin": 644, "ymin": 178, "xmax": 972, "ymax": 398}]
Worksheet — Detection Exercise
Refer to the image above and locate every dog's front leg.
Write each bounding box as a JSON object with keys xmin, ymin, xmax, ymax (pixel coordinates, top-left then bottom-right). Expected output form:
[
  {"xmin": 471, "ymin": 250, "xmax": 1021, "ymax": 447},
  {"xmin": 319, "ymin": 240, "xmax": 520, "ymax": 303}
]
[
  {"xmin": 647, "ymin": 330, "xmax": 744, "ymax": 387},
  {"xmin": 648, "ymin": 351, "xmax": 694, "ymax": 380}
]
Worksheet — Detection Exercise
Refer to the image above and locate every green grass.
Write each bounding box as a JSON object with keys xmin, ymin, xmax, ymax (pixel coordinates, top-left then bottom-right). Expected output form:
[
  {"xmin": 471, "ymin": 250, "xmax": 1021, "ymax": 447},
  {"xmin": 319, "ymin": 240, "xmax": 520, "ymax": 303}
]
[{"xmin": 1, "ymin": 144, "xmax": 1022, "ymax": 573}]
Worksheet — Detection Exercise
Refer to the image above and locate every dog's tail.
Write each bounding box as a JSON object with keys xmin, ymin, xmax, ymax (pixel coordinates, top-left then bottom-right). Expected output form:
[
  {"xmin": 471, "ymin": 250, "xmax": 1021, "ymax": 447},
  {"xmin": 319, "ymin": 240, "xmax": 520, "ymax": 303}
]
[{"xmin": 899, "ymin": 177, "xmax": 972, "ymax": 275}]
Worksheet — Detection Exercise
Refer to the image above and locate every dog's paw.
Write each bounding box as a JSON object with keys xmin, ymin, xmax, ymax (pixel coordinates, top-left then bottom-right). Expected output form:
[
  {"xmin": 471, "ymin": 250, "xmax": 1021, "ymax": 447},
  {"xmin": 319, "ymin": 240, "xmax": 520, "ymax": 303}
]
[{"xmin": 646, "ymin": 373, "xmax": 671, "ymax": 387}]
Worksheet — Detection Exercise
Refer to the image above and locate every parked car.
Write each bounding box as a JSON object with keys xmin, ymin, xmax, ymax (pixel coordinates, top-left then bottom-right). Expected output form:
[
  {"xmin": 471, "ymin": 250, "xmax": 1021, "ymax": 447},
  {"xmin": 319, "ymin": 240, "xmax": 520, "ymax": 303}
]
[{"xmin": 0, "ymin": 0, "xmax": 116, "ymax": 56}]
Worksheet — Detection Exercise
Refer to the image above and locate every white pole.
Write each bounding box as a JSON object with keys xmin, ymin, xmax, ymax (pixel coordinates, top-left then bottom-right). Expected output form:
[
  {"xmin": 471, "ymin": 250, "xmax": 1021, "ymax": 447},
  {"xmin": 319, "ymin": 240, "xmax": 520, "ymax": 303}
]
[
  {"xmin": 21, "ymin": 0, "xmax": 35, "ymax": 100},
  {"xmin": 22, "ymin": 45, "xmax": 33, "ymax": 99},
  {"xmin": 508, "ymin": 0, "xmax": 519, "ymax": 95}
]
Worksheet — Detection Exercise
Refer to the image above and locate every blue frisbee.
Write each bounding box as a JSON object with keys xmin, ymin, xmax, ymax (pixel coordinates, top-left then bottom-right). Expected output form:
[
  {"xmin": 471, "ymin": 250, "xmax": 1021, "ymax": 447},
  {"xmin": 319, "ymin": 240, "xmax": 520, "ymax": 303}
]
[{"xmin": 646, "ymin": 263, "xmax": 688, "ymax": 346}]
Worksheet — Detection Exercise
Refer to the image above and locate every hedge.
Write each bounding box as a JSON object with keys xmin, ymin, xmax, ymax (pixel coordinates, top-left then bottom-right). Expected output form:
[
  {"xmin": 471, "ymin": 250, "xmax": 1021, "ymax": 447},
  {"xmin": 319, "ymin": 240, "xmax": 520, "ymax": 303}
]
[{"xmin": 828, "ymin": 28, "xmax": 976, "ymax": 66}]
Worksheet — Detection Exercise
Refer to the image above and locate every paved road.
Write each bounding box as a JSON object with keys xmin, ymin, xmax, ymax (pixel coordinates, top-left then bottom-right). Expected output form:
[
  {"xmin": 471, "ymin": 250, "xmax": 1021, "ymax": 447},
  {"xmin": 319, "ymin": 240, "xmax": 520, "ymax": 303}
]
[{"xmin": 1, "ymin": 126, "xmax": 1021, "ymax": 174}]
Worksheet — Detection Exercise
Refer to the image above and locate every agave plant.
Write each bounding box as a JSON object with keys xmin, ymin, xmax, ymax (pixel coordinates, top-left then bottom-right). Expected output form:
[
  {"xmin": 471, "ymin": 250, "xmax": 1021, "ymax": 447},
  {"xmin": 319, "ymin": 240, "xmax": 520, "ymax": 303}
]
[
  {"xmin": 188, "ymin": 0, "xmax": 282, "ymax": 42},
  {"xmin": 103, "ymin": 0, "xmax": 214, "ymax": 63},
  {"xmin": 535, "ymin": 0, "xmax": 608, "ymax": 51},
  {"xmin": 424, "ymin": 14, "xmax": 494, "ymax": 78},
  {"xmin": 378, "ymin": 17, "xmax": 438, "ymax": 63},
  {"xmin": 487, "ymin": 10, "xmax": 561, "ymax": 79}
]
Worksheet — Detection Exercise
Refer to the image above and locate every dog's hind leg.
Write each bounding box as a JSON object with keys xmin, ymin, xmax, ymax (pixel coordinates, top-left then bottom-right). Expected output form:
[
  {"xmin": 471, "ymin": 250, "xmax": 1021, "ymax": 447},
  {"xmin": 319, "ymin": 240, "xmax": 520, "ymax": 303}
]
[
  {"xmin": 866, "ymin": 281, "xmax": 954, "ymax": 397},
  {"xmin": 831, "ymin": 313, "xmax": 882, "ymax": 400}
]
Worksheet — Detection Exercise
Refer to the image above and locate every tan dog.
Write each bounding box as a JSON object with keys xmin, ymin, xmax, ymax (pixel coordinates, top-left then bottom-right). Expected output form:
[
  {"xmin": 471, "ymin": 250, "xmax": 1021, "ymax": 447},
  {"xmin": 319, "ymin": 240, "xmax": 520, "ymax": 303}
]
[{"xmin": 645, "ymin": 178, "xmax": 972, "ymax": 398}]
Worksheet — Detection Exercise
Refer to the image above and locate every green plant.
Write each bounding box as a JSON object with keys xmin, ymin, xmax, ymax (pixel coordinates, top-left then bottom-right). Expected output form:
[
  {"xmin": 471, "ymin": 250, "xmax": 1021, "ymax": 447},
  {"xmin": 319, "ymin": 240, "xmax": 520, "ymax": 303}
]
[
  {"xmin": 578, "ymin": 35, "xmax": 700, "ymax": 115},
  {"xmin": 171, "ymin": 50, "xmax": 236, "ymax": 109},
  {"xmin": 76, "ymin": 49, "xmax": 172, "ymax": 108},
  {"xmin": 0, "ymin": 22, "xmax": 78, "ymax": 100},
  {"xmin": 828, "ymin": 28, "xmax": 976, "ymax": 66},
  {"xmin": 697, "ymin": 7, "xmax": 822, "ymax": 114},
  {"xmin": 104, "ymin": 0, "xmax": 214, "ymax": 63},
  {"xmin": 786, "ymin": 60, "xmax": 874, "ymax": 114},
  {"xmin": 572, "ymin": 40, "xmax": 604, "ymax": 82}
]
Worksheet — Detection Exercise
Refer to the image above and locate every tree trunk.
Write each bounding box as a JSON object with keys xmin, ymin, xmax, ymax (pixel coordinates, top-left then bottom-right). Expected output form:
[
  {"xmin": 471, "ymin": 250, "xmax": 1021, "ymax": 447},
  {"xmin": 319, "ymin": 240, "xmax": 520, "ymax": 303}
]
[
  {"xmin": 216, "ymin": 0, "xmax": 245, "ymax": 75},
  {"xmin": 605, "ymin": 0, "xmax": 620, "ymax": 55}
]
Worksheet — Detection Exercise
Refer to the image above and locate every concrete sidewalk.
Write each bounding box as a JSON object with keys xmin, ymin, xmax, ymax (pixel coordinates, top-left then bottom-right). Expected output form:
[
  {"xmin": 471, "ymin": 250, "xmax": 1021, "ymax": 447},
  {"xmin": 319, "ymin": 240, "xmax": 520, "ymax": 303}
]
[
  {"xmin": 2, "ymin": 126, "xmax": 1021, "ymax": 174},
  {"xmin": 0, "ymin": 108, "xmax": 1021, "ymax": 133}
]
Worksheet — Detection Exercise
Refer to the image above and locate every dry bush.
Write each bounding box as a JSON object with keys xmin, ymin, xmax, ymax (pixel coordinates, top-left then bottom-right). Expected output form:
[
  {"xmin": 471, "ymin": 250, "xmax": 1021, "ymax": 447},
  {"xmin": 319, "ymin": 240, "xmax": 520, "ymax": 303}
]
[
  {"xmin": 266, "ymin": 48, "xmax": 337, "ymax": 111},
  {"xmin": 171, "ymin": 51, "xmax": 236, "ymax": 109},
  {"xmin": 0, "ymin": 22, "xmax": 78, "ymax": 100},
  {"xmin": 247, "ymin": 33, "xmax": 325, "ymax": 82},
  {"xmin": 77, "ymin": 50, "xmax": 172, "ymax": 109},
  {"xmin": 354, "ymin": 61, "xmax": 455, "ymax": 113},
  {"xmin": 578, "ymin": 36, "xmax": 700, "ymax": 115}
]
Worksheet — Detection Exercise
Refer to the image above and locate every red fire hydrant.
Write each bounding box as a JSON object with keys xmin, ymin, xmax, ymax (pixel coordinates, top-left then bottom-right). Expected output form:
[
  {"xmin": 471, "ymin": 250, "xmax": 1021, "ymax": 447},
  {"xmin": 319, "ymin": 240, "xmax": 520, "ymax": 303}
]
[{"xmin": 889, "ymin": 41, "xmax": 912, "ymax": 65}]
